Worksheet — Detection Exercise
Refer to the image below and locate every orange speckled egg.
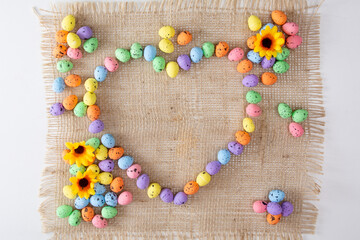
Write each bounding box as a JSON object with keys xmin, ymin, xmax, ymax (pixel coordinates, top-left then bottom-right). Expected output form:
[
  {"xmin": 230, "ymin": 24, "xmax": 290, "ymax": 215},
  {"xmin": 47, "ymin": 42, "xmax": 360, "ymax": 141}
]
[
  {"xmin": 237, "ymin": 59, "xmax": 253, "ymax": 73},
  {"xmin": 52, "ymin": 44, "xmax": 67, "ymax": 58},
  {"xmin": 247, "ymin": 36, "xmax": 257, "ymax": 49},
  {"xmin": 215, "ymin": 42, "xmax": 229, "ymax": 57},
  {"xmin": 81, "ymin": 206, "xmax": 95, "ymax": 222},
  {"xmin": 63, "ymin": 95, "xmax": 78, "ymax": 110},
  {"xmin": 261, "ymin": 72, "xmax": 277, "ymax": 85},
  {"xmin": 110, "ymin": 177, "xmax": 124, "ymax": 193},
  {"xmin": 271, "ymin": 10, "xmax": 287, "ymax": 25},
  {"xmin": 55, "ymin": 30, "xmax": 68, "ymax": 43},
  {"xmin": 62, "ymin": 149, "xmax": 70, "ymax": 164},
  {"xmin": 267, "ymin": 213, "xmax": 282, "ymax": 225},
  {"xmin": 64, "ymin": 74, "xmax": 81, "ymax": 87},
  {"xmin": 87, "ymin": 105, "xmax": 100, "ymax": 121},
  {"xmin": 177, "ymin": 31, "xmax": 192, "ymax": 45},
  {"xmin": 108, "ymin": 147, "xmax": 124, "ymax": 160},
  {"xmin": 235, "ymin": 130, "xmax": 251, "ymax": 145},
  {"xmin": 184, "ymin": 181, "xmax": 199, "ymax": 195}
]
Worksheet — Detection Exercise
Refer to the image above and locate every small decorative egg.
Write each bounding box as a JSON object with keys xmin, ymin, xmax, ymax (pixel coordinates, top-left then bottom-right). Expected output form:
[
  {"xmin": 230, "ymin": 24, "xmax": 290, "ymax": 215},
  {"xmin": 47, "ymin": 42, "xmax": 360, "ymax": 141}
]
[
  {"xmin": 248, "ymin": 15, "xmax": 262, "ymax": 31},
  {"xmin": 94, "ymin": 182, "xmax": 106, "ymax": 194},
  {"xmin": 247, "ymin": 50, "xmax": 263, "ymax": 64},
  {"xmin": 127, "ymin": 164, "xmax": 141, "ymax": 179},
  {"xmin": 143, "ymin": 45, "xmax": 157, "ymax": 61},
  {"xmin": 261, "ymin": 57, "xmax": 276, "ymax": 69},
  {"xmin": 217, "ymin": 149, "xmax": 231, "ymax": 165},
  {"xmin": 73, "ymin": 101, "xmax": 87, "ymax": 117},
  {"xmin": 159, "ymin": 39, "xmax": 174, "ymax": 54},
  {"xmin": 276, "ymin": 47, "xmax": 290, "ymax": 60},
  {"xmin": 266, "ymin": 213, "xmax": 282, "ymax": 225},
  {"xmin": 153, "ymin": 56, "xmax": 166, "ymax": 72},
  {"xmin": 269, "ymin": 189, "xmax": 285, "ymax": 202},
  {"xmin": 137, "ymin": 174, "xmax": 150, "ymax": 189},
  {"xmin": 243, "ymin": 117, "xmax": 255, "ymax": 133},
  {"xmin": 52, "ymin": 77, "xmax": 65, "ymax": 93},
  {"xmin": 94, "ymin": 66, "xmax": 108, "ymax": 82},
  {"xmin": 278, "ymin": 103, "xmax": 292, "ymax": 118},
  {"xmin": 246, "ymin": 90, "xmax": 262, "ymax": 104},
  {"xmin": 76, "ymin": 26, "xmax": 93, "ymax": 40},
  {"xmin": 92, "ymin": 215, "xmax": 108, "ymax": 228},
  {"xmin": 160, "ymin": 188, "xmax": 174, "ymax": 203},
  {"xmin": 281, "ymin": 201, "xmax": 294, "ymax": 217},
  {"xmin": 271, "ymin": 10, "xmax": 287, "ymax": 25},
  {"xmin": 88, "ymin": 120, "xmax": 104, "ymax": 134},
  {"xmin": 68, "ymin": 210, "xmax": 81, "ymax": 226},
  {"xmin": 67, "ymin": 33, "xmax": 81, "ymax": 49},
  {"xmin": 57, "ymin": 60, "xmax": 73, "ymax": 73},
  {"xmin": 90, "ymin": 194, "xmax": 105, "ymax": 207},
  {"xmin": 166, "ymin": 61, "xmax": 179, "ymax": 78},
  {"xmin": 63, "ymin": 185, "xmax": 76, "ymax": 199},
  {"xmin": 235, "ymin": 130, "xmax": 251, "ymax": 145},
  {"xmin": 177, "ymin": 31, "xmax": 192, "ymax": 45},
  {"xmin": 65, "ymin": 74, "xmax": 81, "ymax": 87},
  {"xmin": 247, "ymin": 36, "xmax": 256, "ymax": 49},
  {"xmin": 110, "ymin": 177, "xmax": 124, "ymax": 193},
  {"xmin": 108, "ymin": 147, "xmax": 124, "ymax": 160},
  {"xmin": 67, "ymin": 47, "xmax": 82, "ymax": 60},
  {"xmin": 61, "ymin": 15, "xmax": 76, "ymax": 31},
  {"xmin": 98, "ymin": 172, "xmax": 113, "ymax": 185},
  {"xmin": 115, "ymin": 48, "xmax": 131, "ymax": 63},
  {"xmin": 104, "ymin": 57, "xmax": 119, "ymax": 72},
  {"xmin": 228, "ymin": 47, "xmax": 244, "ymax": 61},
  {"xmin": 84, "ymin": 78, "xmax": 98, "ymax": 92},
  {"xmin": 130, "ymin": 43, "xmax": 143, "ymax": 59},
  {"xmin": 173, "ymin": 192, "xmax": 188, "ymax": 205},
  {"xmin": 81, "ymin": 206, "xmax": 95, "ymax": 222},
  {"xmin": 69, "ymin": 164, "xmax": 85, "ymax": 175},
  {"xmin": 101, "ymin": 206, "xmax": 118, "ymax": 219},
  {"xmin": 260, "ymin": 23, "xmax": 275, "ymax": 33},
  {"xmin": 237, "ymin": 59, "xmax": 253, "ymax": 73},
  {"xmin": 74, "ymin": 197, "xmax": 90, "ymax": 209},
  {"xmin": 202, "ymin": 42, "xmax": 215, "ymax": 58},
  {"xmin": 273, "ymin": 60, "xmax": 289, "ymax": 73},
  {"xmin": 159, "ymin": 26, "xmax": 175, "ymax": 39},
  {"xmin": 190, "ymin": 47, "xmax": 203, "ymax": 63},
  {"xmin": 99, "ymin": 160, "xmax": 115, "ymax": 172},
  {"xmin": 253, "ymin": 201, "xmax": 268, "ymax": 213},
  {"xmin": 50, "ymin": 103, "xmax": 65, "ymax": 116},
  {"xmin": 246, "ymin": 104, "xmax": 262, "ymax": 117},
  {"xmin": 227, "ymin": 141, "xmax": 244, "ymax": 155},
  {"xmin": 87, "ymin": 105, "xmax": 100, "ymax": 121},
  {"xmin": 55, "ymin": 30, "xmax": 68, "ymax": 43},
  {"xmin": 95, "ymin": 145, "xmax": 108, "ymax": 160},
  {"xmin": 118, "ymin": 191, "xmax": 133, "ymax": 205},
  {"xmin": 292, "ymin": 109, "xmax": 308, "ymax": 123},
  {"xmin": 105, "ymin": 192, "xmax": 118, "ymax": 207},
  {"xmin": 101, "ymin": 134, "xmax": 115, "ymax": 148},
  {"xmin": 282, "ymin": 22, "xmax": 299, "ymax": 36},
  {"xmin": 56, "ymin": 205, "xmax": 73, "ymax": 218},
  {"xmin": 289, "ymin": 122, "xmax": 304, "ymax": 137},
  {"xmin": 177, "ymin": 54, "xmax": 191, "ymax": 71},
  {"xmin": 85, "ymin": 138, "xmax": 100, "ymax": 150},
  {"xmin": 147, "ymin": 183, "xmax": 161, "ymax": 198},
  {"xmin": 184, "ymin": 181, "xmax": 199, "ymax": 195},
  {"xmin": 87, "ymin": 164, "xmax": 100, "ymax": 176},
  {"xmin": 196, "ymin": 171, "xmax": 211, "ymax": 187},
  {"xmin": 215, "ymin": 42, "xmax": 229, "ymax": 57},
  {"xmin": 267, "ymin": 202, "xmax": 282, "ymax": 215},
  {"xmin": 242, "ymin": 74, "xmax": 259, "ymax": 87},
  {"xmin": 205, "ymin": 161, "xmax": 222, "ymax": 175},
  {"xmin": 83, "ymin": 38, "xmax": 98, "ymax": 53},
  {"xmin": 286, "ymin": 35, "xmax": 302, "ymax": 49},
  {"xmin": 118, "ymin": 156, "xmax": 134, "ymax": 170},
  {"xmin": 52, "ymin": 44, "xmax": 67, "ymax": 58},
  {"xmin": 261, "ymin": 72, "xmax": 277, "ymax": 85}
]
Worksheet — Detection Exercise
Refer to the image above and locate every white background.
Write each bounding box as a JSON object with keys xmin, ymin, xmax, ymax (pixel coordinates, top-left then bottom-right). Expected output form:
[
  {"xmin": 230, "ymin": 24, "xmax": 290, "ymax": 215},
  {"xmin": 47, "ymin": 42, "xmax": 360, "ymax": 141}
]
[{"xmin": 0, "ymin": 0, "xmax": 359, "ymax": 239}]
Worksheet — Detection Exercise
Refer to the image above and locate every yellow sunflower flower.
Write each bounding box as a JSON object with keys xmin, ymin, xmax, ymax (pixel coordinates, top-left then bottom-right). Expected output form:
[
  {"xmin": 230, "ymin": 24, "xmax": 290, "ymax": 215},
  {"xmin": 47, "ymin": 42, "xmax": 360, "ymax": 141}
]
[
  {"xmin": 69, "ymin": 169, "xmax": 97, "ymax": 199},
  {"xmin": 63, "ymin": 141, "xmax": 95, "ymax": 167},
  {"xmin": 254, "ymin": 26, "xmax": 285, "ymax": 60}
]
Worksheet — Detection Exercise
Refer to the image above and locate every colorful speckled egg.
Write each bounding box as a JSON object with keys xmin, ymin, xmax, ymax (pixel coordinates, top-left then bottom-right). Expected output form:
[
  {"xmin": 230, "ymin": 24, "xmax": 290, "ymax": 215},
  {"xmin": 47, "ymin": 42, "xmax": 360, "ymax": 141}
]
[
  {"xmin": 101, "ymin": 134, "xmax": 115, "ymax": 148},
  {"xmin": 228, "ymin": 47, "xmax": 244, "ymax": 61},
  {"xmin": 143, "ymin": 45, "xmax": 157, "ymax": 62},
  {"xmin": 159, "ymin": 26, "xmax": 175, "ymax": 39},
  {"xmin": 237, "ymin": 59, "xmax": 253, "ymax": 73},
  {"xmin": 273, "ymin": 60, "xmax": 289, "ymax": 73},
  {"xmin": 137, "ymin": 174, "xmax": 150, "ymax": 189},
  {"xmin": 81, "ymin": 206, "xmax": 95, "ymax": 222},
  {"xmin": 261, "ymin": 57, "xmax": 276, "ymax": 69},
  {"xmin": 184, "ymin": 181, "xmax": 199, "ymax": 195},
  {"xmin": 108, "ymin": 147, "xmax": 124, "ymax": 160},
  {"xmin": 246, "ymin": 90, "xmax": 262, "ymax": 104},
  {"xmin": 61, "ymin": 15, "xmax": 75, "ymax": 31},
  {"xmin": 55, "ymin": 30, "xmax": 68, "ymax": 44},
  {"xmin": 86, "ymin": 138, "xmax": 100, "ymax": 150},
  {"xmin": 130, "ymin": 43, "xmax": 143, "ymax": 59},
  {"xmin": 98, "ymin": 172, "xmax": 113, "ymax": 185},
  {"xmin": 76, "ymin": 26, "xmax": 93, "ymax": 40},
  {"xmin": 87, "ymin": 164, "xmax": 100, "ymax": 176},
  {"xmin": 267, "ymin": 213, "xmax": 282, "ymax": 225},
  {"xmin": 253, "ymin": 201, "xmax": 268, "ymax": 213},
  {"xmin": 63, "ymin": 185, "xmax": 76, "ymax": 199},
  {"xmin": 248, "ymin": 15, "xmax": 262, "ymax": 31},
  {"xmin": 276, "ymin": 47, "xmax": 290, "ymax": 61},
  {"xmin": 174, "ymin": 192, "xmax": 188, "ymax": 205},
  {"xmin": 177, "ymin": 54, "xmax": 191, "ymax": 71},
  {"xmin": 65, "ymin": 74, "xmax": 81, "ymax": 87},
  {"xmin": 57, "ymin": 60, "xmax": 73, "ymax": 73},
  {"xmin": 190, "ymin": 47, "xmax": 203, "ymax": 63},
  {"xmin": 104, "ymin": 57, "xmax": 119, "ymax": 72},
  {"xmin": 73, "ymin": 101, "xmax": 87, "ymax": 117},
  {"xmin": 68, "ymin": 210, "xmax": 81, "ymax": 226},
  {"xmin": 118, "ymin": 156, "xmax": 134, "ymax": 170},
  {"xmin": 246, "ymin": 104, "xmax": 262, "ymax": 117},
  {"xmin": 74, "ymin": 197, "xmax": 90, "ymax": 209},
  {"xmin": 242, "ymin": 74, "xmax": 259, "ymax": 87},
  {"xmin": 127, "ymin": 164, "xmax": 141, "ymax": 179},
  {"xmin": 69, "ymin": 164, "xmax": 85, "ymax": 175},
  {"xmin": 243, "ymin": 117, "xmax": 255, "ymax": 133},
  {"xmin": 99, "ymin": 160, "xmax": 115, "ymax": 172},
  {"xmin": 83, "ymin": 38, "xmax": 98, "ymax": 53},
  {"xmin": 159, "ymin": 39, "xmax": 174, "ymax": 54},
  {"xmin": 286, "ymin": 35, "xmax": 302, "ymax": 49},
  {"xmin": 84, "ymin": 78, "xmax": 98, "ymax": 92},
  {"xmin": 94, "ymin": 182, "xmax": 106, "ymax": 194},
  {"xmin": 105, "ymin": 192, "xmax": 118, "ymax": 207},
  {"xmin": 56, "ymin": 205, "xmax": 73, "ymax": 218},
  {"xmin": 50, "ymin": 103, "xmax": 65, "ymax": 116},
  {"xmin": 89, "ymin": 120, "xmax": 104, "ymax": 134},
  {"xmin": 261, "ymin": 72, "xmax": 277, "ymax": 85},
  {"xmin": 95, "ymin": 144, "xmax": 108, "ymax": 160},
  {"xmin": 278, "ymin": 103, "xmax": 292, "ymax": 118},
  {"xmin": 53, "ymin": 77, "xmax": 65, "ymax": 93},
  {"xmin": 282, "ymin": 22, "xmax": 299, "ymax": 36},
  {"xmin": 102, "ymin": 206, "xmax": 118, "ymax": 219},
  {"xmin": 94, "ymin": 66, "xmax": 108, "ymax": 82},
  {"xmin": 206, "ymin": 161, "xmax": 222, "ymax": 175},
  {"xmin": 67, "ymin": 33, "xmax": 81, "ymax": 49},
  {"xmin": 118, "ymin": 191, "xmax": 133, "ymax": 205},
  {"xmin": 196, "ymin": 171, "xmax": 211, "ymax": 187},
  {"xmin": 115, "ymin": 48, "xmax": 131, "ymax": 63},
  {"xmin": 160, "ymin": 188, "xmax": 174, "ymax": 203},
  {"xmin": 269, "ymin": 189, "xmax": 285, "ymax": 202},
  {"xmin": 177, "ymin": 31, "xmax": 192, "ymax": 45},
  {"xmin": 147, "ymin": 183, "xmax": 161, "ymax": 198},
  {"xmin": 166, "ymin": 61, "xmax": 179, "ymax": 78},
  {"xmin": 235, "ymin": 130, "xmax": 251, "ymax": 145},
  {"xmin": 267, "ymin": 202, "xmax": 282, "ymax": 215},
  {"xmin": 218, "ymin": 149, "xmax": 231, "ymax": 165},
  {"xmin": 53, "ymin": 44, "xmax": 67, "ymax": 58},
  {"xmin": 92, "ymin": 215, "xmax": 108, "ymax": 228},
  {"xmin": 271, "ymin": 10, "xmax": 287, "ymax": 25},
  {"xmin": 153, "ymin": 56, "xmax": 165, "ymax": 72},
  {"xmin": 215, "ymin": 42, "xmax": 229, "ymax": 57},
  {"xmin": 289, "ymin": 122, "xmax": 304, "ymax": 137},
  {"xmin": 202, "ymin": 42, "xmax": 215, "ymax": 58},
  {"xmin": 281, "ymin": 201, "xmax": 294, "ymax": 217},
  {"xmin": 247, "ymin": 50, "xmax": 263, "ymax": 64},
  {"xmin": 292, "ymin": 109, "xmax": 308, "ymax": 123},
  {"xmin": 67, "ymin": 47, "xmax": 82, "ymax": 60},
  {"xmin": 228, "ymin": 141, "xmax": 244, "ymax": 155},
  {"xmin": 110, "ymin": 177, "xmax": 124, "ymax": 193},
  {"xmin": 247, "ymin": 36, "xmax": 256, "ymax": 49},
  {"xmin": 87, "ymin": 105, "xmax": 100, "ymax": 121}
]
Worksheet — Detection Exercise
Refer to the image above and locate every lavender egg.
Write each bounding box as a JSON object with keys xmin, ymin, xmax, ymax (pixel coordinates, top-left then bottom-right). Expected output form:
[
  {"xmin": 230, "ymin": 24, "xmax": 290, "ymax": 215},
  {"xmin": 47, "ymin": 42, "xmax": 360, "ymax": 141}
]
[
  {"xmin": 173, "ymin": 192, "xmax": 188, "ymax": 205},
  {"xmin": 267, "ymin": 202, "xmax": 282, "ymax": 215},
  {"xmin": 160, "ymin": 188, "xmax": 174, "ymax": 203},
  {"xmin": 136, "ymin": 174, "xmax": 150, "ymax": 189},
  {"xmin": 261, "ymin": 57, "xmax": 276, "ymax": 69},
  {"xmin": 281, "ymin": 201, "xmax": 294, "ymax": 217},
  {"xmin": 228, "ymin": 141, "xmax": 244, "ymax": 155},
  {"xmin": 76, "ymin": 26, "xmax": 93, "ymax": 40},
  {"xmin": 177, "ymin": 54, "xmax": 191, "ymax": 71},
  {"xmin": 89, "ymin": 120, "xmax": 104, "ymax": 134},
  {"xmin": 99, "ymin": 160, "xmax": 115, "ymax": 172},
  {"xmin": 206, "ymin": 161, "xmax": 222, "ymax": 175},
  {"xmin": 50, "ymin": 103, "xmax": 65, "ymax": 116},
  {"xmin": 242, "ymin": 74, "xmax": 259, "ymax": 87}
]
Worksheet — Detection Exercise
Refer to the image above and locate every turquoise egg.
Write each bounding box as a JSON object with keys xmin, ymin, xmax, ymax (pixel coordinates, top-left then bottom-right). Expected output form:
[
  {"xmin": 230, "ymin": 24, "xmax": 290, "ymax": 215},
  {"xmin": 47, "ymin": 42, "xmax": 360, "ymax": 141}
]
[
  {"xmin": 144, "ymin": 45, "xmax": 157, "ymax": 61},
  {"xmin": 52, "ymin": 77, "xmax": 65, "ymax": 93},
  {"xmin": 190, "ymin": 47, "xmax": 203, "ymax": 63},
  {"xmin": 247, "ymin": 50, "xmax": 263, "ymax": 64},
  {"xmin": 118, "ymin": 156, "xmax": 134, "ymax": 170},
  {"xmin": 94, "ymin": 66, "xmax": 108, "ymax": 82}
]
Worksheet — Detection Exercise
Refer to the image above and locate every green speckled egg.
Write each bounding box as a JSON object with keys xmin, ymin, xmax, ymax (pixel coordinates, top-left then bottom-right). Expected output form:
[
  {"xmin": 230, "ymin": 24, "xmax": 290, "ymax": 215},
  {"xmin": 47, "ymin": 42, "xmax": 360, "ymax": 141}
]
[
  {"xmin": 83, "ymin": 38, "xmax": 98, "ymax": 53},
  {"xmin": 292, "ymin": 109, "xmax": 308, "ymax": 123},
  {"xmin": 130, "ymin": 43, "xmax": 143, "ymax": 59},
  {"xmin": 73, "ymin": 101, "xmax": 87, "ymax": 117},
  {"xmin": 273, "ymin": 60, "xmax": 289, "ymax": 73},
  {"xmin": 202, "ymin": 42, "xmax": 215, "ymax": 58},
  {"xmin": 278, "ymin": 103, "xmax": 292, "ymax": 119},
  {"xmin": 57, "ymin": 60, "xmax": 73, "ymax": 73},
  {"xmin": 153, "ymin": 56, "xmax": 165, "ymax": 72},
  {"xmin": 56, "ymin": 205, "xmax": 73, "ymax": 218},
  {"xmin": 246, "ymin": 90, "xmax": 262, "ymax": 104},
  {"xmin": 276, "ymin": 47, "xmax": 290, "ymax": 61},
  {"xmin": 101, "ymin": 206, "xmax": 118, "ymax": 219},
  {"xmin": 86, "ymin": 137, "xmax": 100, "ymax": 150},
  {"xmin": 115, "ymin": 48, "xmax": 131, "ymax": 63},
  {"xmin": 68, "ymin": 210, "xmax": 81, "ymax": 226},
  {"xmin": 69, "ymin": 164, "xmax": 86, "ymax": 175}
]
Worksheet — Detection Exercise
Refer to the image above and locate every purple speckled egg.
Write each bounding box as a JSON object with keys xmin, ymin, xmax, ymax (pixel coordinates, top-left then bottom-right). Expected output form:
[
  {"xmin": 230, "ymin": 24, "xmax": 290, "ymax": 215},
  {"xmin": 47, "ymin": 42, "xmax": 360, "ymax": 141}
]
[
  {"xmin": 89, "ymin": 120, "xmax": 104, "ymax": 134},
  {"xmin": 160, "ymin": 188, "xmax": 174, "ymax": 203},
  {"xmin": 267, "ymin": 202, "xmax": 282, "ymax": 215},
  {"xmin": 50, "ymin": 103, "xmax": 65, "ymax": 116},
  {"xmin": 76, "ymin": 26, "xmax": 93, "ymax": 40},
  {"xmin": 177, "ymin": 54, "xmax": 191, "ymax": 71},
  {"xmin": 281, "ymin": 201, "xmax": 294, "ymax": 217},
  {"xmin": 136, "ymin": 174, "xmax": 150, "ymax": 189},
  {"xmin": 173, "ymin": 192, "xmax": 188, "ymax": 205},
  {"xmin": 206, "ymin": 161, "xmax": 222, "ymax": 175},
  {"xmin": 228, "ymin": 141, "xmax": 244, "ymax": 155},
  {"xmin": 242, "ymin": 74, "xmax": 259, "ymax": 87},
  {"xmin": 261, "ymin": 57, "xmax": 276, "ymax": 69},
  {"xmin": 99, "ymin": 160, "xmax": 115, "ymax": 172}
]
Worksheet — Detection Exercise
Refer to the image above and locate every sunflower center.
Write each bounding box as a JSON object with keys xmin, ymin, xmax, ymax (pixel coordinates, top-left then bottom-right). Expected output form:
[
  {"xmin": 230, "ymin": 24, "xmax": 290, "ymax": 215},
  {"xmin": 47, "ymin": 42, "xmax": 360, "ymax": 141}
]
[
  {"xmin": 74, "ymin": 146, "xmax": 85, "ymax": 154},
  {"xmin": 262, "ymin": 38, "xmax": 272, "ymax": 49},
  {"xmin": 79, "ymin": 178, "xmax": 89, "ymax": 188}
]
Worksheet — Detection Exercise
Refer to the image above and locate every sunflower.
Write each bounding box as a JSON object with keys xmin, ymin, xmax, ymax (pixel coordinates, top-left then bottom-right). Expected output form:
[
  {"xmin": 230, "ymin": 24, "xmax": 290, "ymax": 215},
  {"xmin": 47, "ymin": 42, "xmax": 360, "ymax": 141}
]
[
  {"xmin": 63, "ymin": 141, "xmax": 95, "ymax": 167},
  {"xmin": 69, "ymin": 169, "xmax": 97, "ymax": 199},
  {"xmin": 254, "ymin": 26, "xmax": 285, "ymax": 60}
]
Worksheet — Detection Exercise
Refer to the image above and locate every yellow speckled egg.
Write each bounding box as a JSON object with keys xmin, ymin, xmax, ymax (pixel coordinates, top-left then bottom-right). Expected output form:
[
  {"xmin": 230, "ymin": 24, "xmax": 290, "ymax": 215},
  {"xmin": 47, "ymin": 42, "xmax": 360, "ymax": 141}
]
[
  {"xmin": 147, "ymin": 183, "xmax": 161, "ymax": 198},
  {"xmin": 159, "ymin": 26, "xmax": 175, "ymax": 39},
  {"xmin": 87, "ymin": 164, "xmax": 100, "ymax": 176},
  {"xmin": 61, "ymin": 15, "xmax": 76, "ymax": 31},
  {"xmin": 67, "ymin": 33, "xmax": 81, "ymax": 49},
  {"xmin": 98, "ymin": 172, "xmax": 113, "ymax": 185},
  {"xmin": 243, "ymin": 117, "xmax": 255, "ymax": 133},
  {"xmin": 83, "ymin": 92, "xmax": 97, "ymax": 106},
  {"xmin": 248, "ymin": 15, "xmax": 262, "ymax": 31},
  {"xmin": 95, "ymin": 144, "xmax": 108, "ymax": 160},
  {"xmin": 166, "ymin": 61, "xmax": 179, "ymax": 78},
  {"xmin": 84, "ymin": 78, "xmax": 98, "ymax": 92},
  {"xmin": 159, "ymin": 39, "xmax": 174, "ymax": 54},
  {"xmin": 63, "ymin": 185, "xmax": 76, "ymax": 199},
  {"xmin": 196, "ymin": 171, "xmax": 211, "ymax": 187}
]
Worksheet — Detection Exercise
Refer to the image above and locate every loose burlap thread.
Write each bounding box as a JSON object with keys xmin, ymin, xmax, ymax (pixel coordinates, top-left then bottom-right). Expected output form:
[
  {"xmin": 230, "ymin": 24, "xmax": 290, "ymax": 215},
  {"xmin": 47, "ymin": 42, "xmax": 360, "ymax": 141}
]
[{"xmin": 37, "ymin": 0, "xmax": 324, "ymax": 239}]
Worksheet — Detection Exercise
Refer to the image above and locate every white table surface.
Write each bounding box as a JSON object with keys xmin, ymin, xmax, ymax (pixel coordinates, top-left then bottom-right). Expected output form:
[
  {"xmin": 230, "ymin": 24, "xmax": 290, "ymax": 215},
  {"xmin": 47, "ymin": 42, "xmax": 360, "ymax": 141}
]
[{"xmin": 0, "ymin": 0, "xmax": 358, "ymax": 239}]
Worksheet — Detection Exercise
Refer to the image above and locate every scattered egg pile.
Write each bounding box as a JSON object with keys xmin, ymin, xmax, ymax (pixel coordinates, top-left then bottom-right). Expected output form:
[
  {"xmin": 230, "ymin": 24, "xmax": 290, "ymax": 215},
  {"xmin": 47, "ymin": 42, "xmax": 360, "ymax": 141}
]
[{"xmin": 278, "ymin": 103, "xmax": 308, "ymax": 137}]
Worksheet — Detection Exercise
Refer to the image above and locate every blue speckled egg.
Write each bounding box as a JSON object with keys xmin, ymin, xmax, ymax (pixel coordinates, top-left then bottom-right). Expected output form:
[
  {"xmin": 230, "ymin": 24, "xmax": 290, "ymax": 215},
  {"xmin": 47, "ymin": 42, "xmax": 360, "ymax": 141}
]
[
  {"xmin": 260, "ymin": 23, "xmax": 275, "ymax": 33},
  {"xmin": 94, "ymin": 66, "xmax": 108, "ymax": 82},
  {"xmin": 118, "ymin": 156, "xmax": 134, "ymax": 170},
  {"xmin": 94, "ymin": 183, "xmax": 106, "ymax": 195},
  {"xmin": 217, "ymin": 149, "xmax": 231, "ymax": 165},
  {"xmin": 190, "ymin": 47, "xmax": 203, "ymax": 63},
  {"xmin": 99, "ymin": 159, "xmax": 115, "ymax": 172},
  {"xmin": 247, "ymin": 50, "xmax": 263, "ymax": 64},
  {"xmin": 101, "ymin": 134, "xmax": 115, "ymax": 148},
  {"xmin": 90, "ymin": 194, "xmax": 105, "ymax": 207},
  {"xmin": 136, "ymin": 174, "xmax": 150, "ymax": 189},
  {"xmin": 74, "ymin": 197, "xmax": 90, "ymax": 209},
  {"xmin": 105, "ymin": 192, "xmax": 118, "ymax": 207},
  {"xmin": 269, "ymin": 189, "xmax": 285, "ymax": 202},
  {"xmin": 144, "ymin": 45, "xmax": 157, "ymax": 62},
  {"xmin": 52, "ymin": 77, "xmax": 65, "ymax": 93}
]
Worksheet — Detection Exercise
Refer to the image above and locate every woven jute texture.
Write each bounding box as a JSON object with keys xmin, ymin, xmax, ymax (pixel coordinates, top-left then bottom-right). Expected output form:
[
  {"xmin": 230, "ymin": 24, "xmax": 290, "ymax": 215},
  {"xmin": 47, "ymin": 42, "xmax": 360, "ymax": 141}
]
[{"xmin": 37, "ymin": 0, "xmax": 324, "ymax": 239}]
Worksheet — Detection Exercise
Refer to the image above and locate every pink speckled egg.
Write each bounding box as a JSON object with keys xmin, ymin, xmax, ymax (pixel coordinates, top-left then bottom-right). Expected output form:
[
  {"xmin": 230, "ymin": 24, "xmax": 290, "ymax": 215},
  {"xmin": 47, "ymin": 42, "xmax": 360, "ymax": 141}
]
[
  {"xmin": 67, "ymin": 48, "xmax": 82, "ymax": 59},
  {"xmin": 246, "ymin": 104, "xmax": 262, "ymax": 117},
  {"xmin": 289, "ymin": 122, "xmax": 304, "ymax": 137},
  {"xmin": 282, "ymin": 22, "xmax": 299, "ymax": 36},
  {"xmin": 104, "ymin": 57, "xmax": 119, "ymax": 72},
  {"xmin": 253, "ymin": 200, "xmax": 268, "ymax": 213},
  {"xmin": 126, "ymin": 164, "xmax": 141, "ymax": 179},
  {"xmin": 286, "ymin": 35, "xmax": 302, "ymax": 49},
  {"xmin": 228, "ymin": 47, "xmax": 244, "ymax": 61},
  {"xmin": 92, "ymin": 215, "xmax": 108, "ymax": 228},
  {"xmin": 118, "ymin": 191, "xmax": 133, "ymax": 205}
]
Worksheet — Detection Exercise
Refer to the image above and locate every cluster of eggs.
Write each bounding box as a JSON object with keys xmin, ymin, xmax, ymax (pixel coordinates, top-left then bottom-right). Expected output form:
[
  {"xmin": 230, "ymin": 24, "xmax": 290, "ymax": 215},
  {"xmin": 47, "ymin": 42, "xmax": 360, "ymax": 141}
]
[
  {"xmin": 278, "ymin": 103, "xmax": 308, "ymax": 137},
  {"xmin": 59, "ymin": 134, "xmax": 133, "ymax": 228},
  {"xmin": 253, "ymin": 189, "xmax": 294, "ymax": 225}
]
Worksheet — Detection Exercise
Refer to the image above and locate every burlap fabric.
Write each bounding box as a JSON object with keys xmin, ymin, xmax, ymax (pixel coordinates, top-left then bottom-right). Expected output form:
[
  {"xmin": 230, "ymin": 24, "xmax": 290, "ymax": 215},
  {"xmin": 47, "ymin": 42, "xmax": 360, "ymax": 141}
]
[{"xmin": 37, "ymin": 0, "xmax": 324, "ymax": 239}]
